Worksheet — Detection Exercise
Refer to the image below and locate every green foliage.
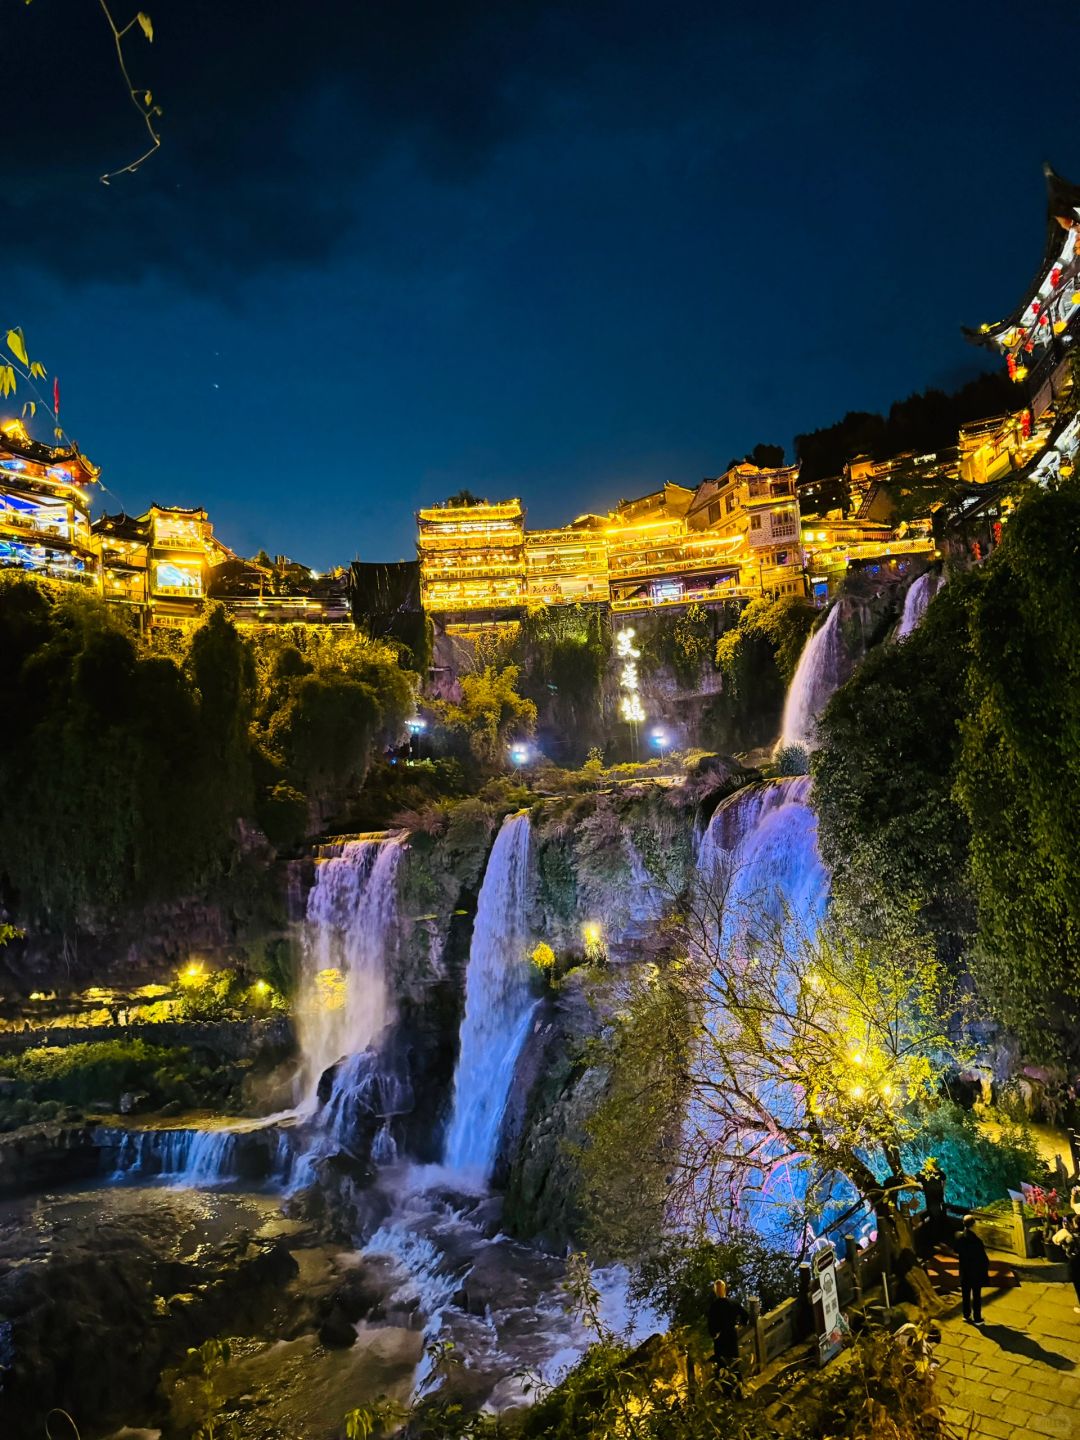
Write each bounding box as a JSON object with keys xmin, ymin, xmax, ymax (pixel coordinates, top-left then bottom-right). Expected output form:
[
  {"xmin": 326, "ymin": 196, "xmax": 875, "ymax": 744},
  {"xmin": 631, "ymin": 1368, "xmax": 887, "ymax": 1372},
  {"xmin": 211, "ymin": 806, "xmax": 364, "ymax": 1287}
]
[
  {"xmin": 631, "ymin": 1233, "xmax": 798, "ymax": 1329},
  {"xmin": 773, "ymin": 743, "xmax": 809, "ymax": 777},
  {"xmin": 901, "ymin": 1102, "xmax": 1048, "ymax": 1211},
  {"xmin": 429, "ymin": 665, "xmax": 537, "ymax": 771},
  {"xmin": 252, "ymin": 626, "xmax": 415, "ymax": 827},
  {"xmin": 164, "ymin": 1338, "xmax": 239, "ymax": 1440},
  {"xmin": 712, "ymin": 596, "xmax": 815, "ymax": 749},
  {"xmin": 954, "ymin": 479, "xmax": 1080, "ymax": 1055},
  {"xmin": 812, "ymin": 575, "xmax": 976, "ymax": 953},
  {"xmin": 0, "ymin": 1038, "xmax": 192, "ymax": 1109},
  {"xmin": 0, "ymin": 582, "xmax": 252, "ymax": 931},
  {"xmin": 577, "ymin": 966, "xmax": 693, "ymax": 1258},
  {"xmin": 637, "ymin": 603, "xmax": 715, "ymax": 688}
]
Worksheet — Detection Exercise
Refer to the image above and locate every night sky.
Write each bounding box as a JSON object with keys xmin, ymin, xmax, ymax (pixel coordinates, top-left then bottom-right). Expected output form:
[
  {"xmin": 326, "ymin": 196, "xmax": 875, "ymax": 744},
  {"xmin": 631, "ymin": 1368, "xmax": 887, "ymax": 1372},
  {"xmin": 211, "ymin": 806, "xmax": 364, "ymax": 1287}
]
[{"xmin": 9, "ymin": 1, "xmax": 1078, "ymax": 566}]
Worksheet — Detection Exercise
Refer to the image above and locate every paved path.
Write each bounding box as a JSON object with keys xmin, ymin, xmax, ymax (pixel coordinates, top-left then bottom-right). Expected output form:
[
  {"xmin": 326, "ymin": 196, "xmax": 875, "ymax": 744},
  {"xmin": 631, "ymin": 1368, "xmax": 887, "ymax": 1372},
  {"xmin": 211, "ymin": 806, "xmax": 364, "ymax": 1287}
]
[{"xmin": 936, "ymin": 1252, "xmax": 1080, "ymax": 1438}]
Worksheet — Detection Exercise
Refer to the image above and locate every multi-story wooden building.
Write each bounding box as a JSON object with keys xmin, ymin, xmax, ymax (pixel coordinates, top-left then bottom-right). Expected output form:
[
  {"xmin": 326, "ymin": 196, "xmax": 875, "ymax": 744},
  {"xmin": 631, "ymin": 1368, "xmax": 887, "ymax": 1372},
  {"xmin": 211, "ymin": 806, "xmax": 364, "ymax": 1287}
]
[
  {"xmin": 686, "ymin": 461, "xmax": 803, "ymax": 597},
  {"xmin": 92, "ymin": 503, "xmax": 235, "ymax": 624},
  {"xmin": 0, "ymin": 419, "xmax": 100, "ymax": 586},
  {"xmin": 524, "ymin": 515, "xmax": 610, "ymax": 605},
  {"xmin": 416, "ymin": 498, "xmax": 526, "ymax": 615}
]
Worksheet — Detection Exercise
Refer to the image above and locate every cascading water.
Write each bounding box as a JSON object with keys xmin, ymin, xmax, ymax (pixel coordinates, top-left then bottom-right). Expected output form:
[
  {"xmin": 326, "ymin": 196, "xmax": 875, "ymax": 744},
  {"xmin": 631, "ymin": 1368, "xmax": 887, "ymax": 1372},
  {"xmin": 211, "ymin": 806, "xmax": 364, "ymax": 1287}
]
[
  {"xmin": 444, "ymin": 812, "xmax": 535, "ymax": 1178},
  {"xmin": 698, "ymin": 776, "xmax": 829, "ymax": 930},
  {"xmin": 694, "ymin": 778, "xmax": 832, "ymax": 1234},
  {"xmin": 778, "ymin": 605, "xmax": 849, "ymax": 751},
  {"xmin": 895, "ymin": 569, "xmax": 944, "ymax": 640},
  {"xmin": 283, "ymin": 833, "xmax": 409, "ymax": 1188},
  {"xmin": 105, "ymin": 1119, "xmax": 292, "ymax": 1185},
  {"xmin": 296, "ymin": 834, "xmax": 406, "ymax": 1108}
]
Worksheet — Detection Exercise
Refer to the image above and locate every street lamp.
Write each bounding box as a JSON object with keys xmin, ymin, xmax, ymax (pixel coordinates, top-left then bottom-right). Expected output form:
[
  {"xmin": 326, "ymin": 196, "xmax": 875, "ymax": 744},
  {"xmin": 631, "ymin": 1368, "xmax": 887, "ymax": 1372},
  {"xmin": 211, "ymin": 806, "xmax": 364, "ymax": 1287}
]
[
  {"xmin": 650, "ymin": 727, "xmax": 669, "ymax": 763},
  {"xmin": 509, "ymin": 742, "xmax": 530, "ymax": 770}
]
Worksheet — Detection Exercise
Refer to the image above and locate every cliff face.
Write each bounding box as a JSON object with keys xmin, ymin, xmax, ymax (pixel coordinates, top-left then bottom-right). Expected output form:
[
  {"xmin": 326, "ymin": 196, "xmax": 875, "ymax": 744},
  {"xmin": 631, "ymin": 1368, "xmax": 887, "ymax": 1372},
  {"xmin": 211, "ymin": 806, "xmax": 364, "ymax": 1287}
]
[{"xmin": 496, "ymin": 977, "xmax": 604, "ymax": 1250}]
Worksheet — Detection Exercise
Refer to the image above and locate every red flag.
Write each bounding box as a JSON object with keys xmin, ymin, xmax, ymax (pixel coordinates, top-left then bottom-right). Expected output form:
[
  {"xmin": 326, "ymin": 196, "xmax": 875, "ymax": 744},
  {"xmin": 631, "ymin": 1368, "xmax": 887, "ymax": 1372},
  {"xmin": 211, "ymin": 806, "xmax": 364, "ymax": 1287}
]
[{"xmin": 53, "ymin": 376, "xmax": 60, "ymax": 417}]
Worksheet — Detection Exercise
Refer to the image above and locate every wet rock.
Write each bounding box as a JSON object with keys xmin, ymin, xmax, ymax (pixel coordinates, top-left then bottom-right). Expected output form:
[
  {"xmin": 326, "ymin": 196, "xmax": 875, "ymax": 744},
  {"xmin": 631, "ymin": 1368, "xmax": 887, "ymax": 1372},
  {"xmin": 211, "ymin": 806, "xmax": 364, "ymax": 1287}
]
[
  {"xmin": 0, "ymin": 1201, "xmax": 300, "ymax": 1437},
  {"xmin": 317, "ymin": 1306, "xmax": 358, "ymax": 1348},
  {"xmin": 0, "ymin": 1122, "xmax": 102, "ymax": 1197},
  {"xmin": 119, "ymin": 1089, "xmax": 151, "ymax": 1114}
]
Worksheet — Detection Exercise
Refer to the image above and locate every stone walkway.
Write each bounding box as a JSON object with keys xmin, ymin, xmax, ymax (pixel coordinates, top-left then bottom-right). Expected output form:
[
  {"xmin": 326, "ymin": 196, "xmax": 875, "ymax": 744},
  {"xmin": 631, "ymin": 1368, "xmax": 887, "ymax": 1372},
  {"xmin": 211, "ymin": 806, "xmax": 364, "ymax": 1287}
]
[{"xmin": 936, "ymin": 1252, "xmax": 1080, "ymax": 1438}]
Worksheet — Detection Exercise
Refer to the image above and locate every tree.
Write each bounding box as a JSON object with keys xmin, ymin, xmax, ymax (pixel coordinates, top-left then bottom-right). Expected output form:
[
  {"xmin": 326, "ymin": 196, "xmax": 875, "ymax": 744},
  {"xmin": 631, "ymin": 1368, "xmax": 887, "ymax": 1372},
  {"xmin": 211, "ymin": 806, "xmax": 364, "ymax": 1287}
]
[
  {"xmin": 955, "ymin": 478, "xmax": 1080, "ymax": 1057},
  {"xmin": 812, "ymin": 574, "xmax": 977, "ymax": 956},
  {"xmin": 430, "ymin": 665, "xmax": 537, "ymax": 770},
  {"xmin": 711, "ymin": 596, "xmax": 815, "ymax": 749},
  {"xmin": 582, "ymin": 877, "xmax": 965, "ymax": 1249}
]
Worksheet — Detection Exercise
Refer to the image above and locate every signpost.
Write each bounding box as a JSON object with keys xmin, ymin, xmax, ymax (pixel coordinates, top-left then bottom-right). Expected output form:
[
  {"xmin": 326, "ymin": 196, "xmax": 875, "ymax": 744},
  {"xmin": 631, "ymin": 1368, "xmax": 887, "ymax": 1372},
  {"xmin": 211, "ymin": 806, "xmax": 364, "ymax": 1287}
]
[{"xmin": 810, "ymin": 1243, "xmax": 848, "ymax": 1367}]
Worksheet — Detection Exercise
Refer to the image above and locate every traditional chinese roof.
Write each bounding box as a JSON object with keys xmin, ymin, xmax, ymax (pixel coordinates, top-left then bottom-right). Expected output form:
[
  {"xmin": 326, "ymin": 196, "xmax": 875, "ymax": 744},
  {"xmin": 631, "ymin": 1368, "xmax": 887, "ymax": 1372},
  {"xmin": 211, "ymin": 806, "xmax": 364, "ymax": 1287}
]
[
  {"xmin": 0, "ymin": 418, "xmax": 100, "ymax": 484},
  {"xmin": 92, "ymin": 510, "xmax": 149, "ymax": 542},
  {"xmin": 966, "ymin": 163, "xmax": 1080, "ymax": 357}
]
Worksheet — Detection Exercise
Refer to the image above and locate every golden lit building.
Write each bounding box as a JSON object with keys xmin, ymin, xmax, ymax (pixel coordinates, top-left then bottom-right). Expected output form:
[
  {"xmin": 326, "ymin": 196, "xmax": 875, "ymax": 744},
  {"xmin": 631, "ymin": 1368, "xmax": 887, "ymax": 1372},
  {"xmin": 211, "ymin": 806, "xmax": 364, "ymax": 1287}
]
[
  {"xmin": 0, "ymin": 418, "xmax": 99, "ymax": 585},
  {"xmin": 416, "ymin": 497, "xmax": 526, "ymax": 614},
  {"xmin": 687, "ymin": 461, "xmax": 803, "ymax": 597},
  {"xmin": 606, "ymin": 482, "xmax": 746, "ymax": 609},
  {"xmin": 524, "ymin": 515, "xmax": 610, "ymax": 604},
  {"xmin": 93, "ymin": 504, "xmax": 235, "ymax": 623}
]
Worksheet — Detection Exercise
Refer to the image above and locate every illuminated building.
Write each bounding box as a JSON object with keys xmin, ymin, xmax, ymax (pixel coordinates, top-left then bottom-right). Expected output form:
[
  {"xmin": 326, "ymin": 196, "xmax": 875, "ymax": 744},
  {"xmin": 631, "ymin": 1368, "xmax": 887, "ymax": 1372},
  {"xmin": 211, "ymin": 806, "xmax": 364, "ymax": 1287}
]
[
  {"xmin": 607, "ymin": 482, "xmax": 743, "ymax": 609},
  {"xmin": 968, "ymin": 164, "xmax": 1080, "ymax": 408},
  {"xmin": 93, "ymin": 504, "xmax": 235, "ymax": 624},
  {"xmin": 0, "ymin": 418, "xmax": 99, "ymax": 585},
  {"xmin": 208, "ymin": 554, "xmax": 352, "ymax": 626},
  {"xmin": 524, "ymin": 515, "xmax": 610, "ymax": 604},
  {"xmin": 687, "ymin": 461, "xmax": 803, "ymax": 597},
  {"xmin": 416, "ymin": 497, "xmax": 526, "ymax": 614}
]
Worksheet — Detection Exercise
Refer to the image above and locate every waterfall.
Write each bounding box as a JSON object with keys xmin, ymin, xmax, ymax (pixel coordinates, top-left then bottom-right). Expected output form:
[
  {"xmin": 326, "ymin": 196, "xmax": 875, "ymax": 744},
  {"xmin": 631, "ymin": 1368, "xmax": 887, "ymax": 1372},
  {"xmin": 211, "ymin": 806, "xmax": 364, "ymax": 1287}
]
[
  {"xmin": 698, "ymin": 777, "xmax": 829, "ymax": 934},
  {"xmin": 444, "ymin": 812, "xmax": 536, "ymax": 1177},
  {"xmin": 105, "ymin": 1123, "xmax": 288, "ymax": 1185},
  {"xmin": 896, "ymin": 569, "xmax": 944, "ymax": 640},
  {"xmin": 778, "ymin": 606, "xmax": 849, "ymax": 752},
  {"xmin": 296, "ymin": 834, "xmax": 405, "ymax": 1107}
]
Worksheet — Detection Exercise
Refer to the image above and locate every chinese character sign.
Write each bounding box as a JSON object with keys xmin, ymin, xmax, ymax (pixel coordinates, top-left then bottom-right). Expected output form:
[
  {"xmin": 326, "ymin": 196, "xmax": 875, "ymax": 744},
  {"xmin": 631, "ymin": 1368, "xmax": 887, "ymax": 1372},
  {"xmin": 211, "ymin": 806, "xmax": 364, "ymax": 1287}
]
[{"xmin": 616, "ymin": 628, "xmax": 645, "ymax": 725}]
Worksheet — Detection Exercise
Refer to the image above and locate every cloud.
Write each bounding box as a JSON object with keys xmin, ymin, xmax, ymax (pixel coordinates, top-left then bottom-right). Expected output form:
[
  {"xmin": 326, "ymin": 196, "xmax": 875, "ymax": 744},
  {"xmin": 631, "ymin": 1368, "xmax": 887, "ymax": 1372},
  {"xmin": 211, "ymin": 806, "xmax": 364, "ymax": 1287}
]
[{"xmin": 7, "ymin": 0, "xmax": 652, "ymax": 289}]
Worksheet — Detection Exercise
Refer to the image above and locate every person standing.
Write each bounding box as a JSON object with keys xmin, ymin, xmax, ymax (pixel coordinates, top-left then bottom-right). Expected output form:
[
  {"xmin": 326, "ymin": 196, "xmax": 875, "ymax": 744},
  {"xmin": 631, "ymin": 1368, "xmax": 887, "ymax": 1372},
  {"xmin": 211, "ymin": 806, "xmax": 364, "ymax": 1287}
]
[
  {"xmin": 706, "ymin": 1278, "xmax": 749, "ymax": 1396},
  {"xmin": 955, "ymin": 1215, "xmax": 990, "ymax": 1324},
  {"xmin": 1059, "ymin": 1216, "xmax": 1080, "ymax": 1313},
  {"xmin": 917, "ymin": 1158, "xmax": 948, "ymax": 1244}
]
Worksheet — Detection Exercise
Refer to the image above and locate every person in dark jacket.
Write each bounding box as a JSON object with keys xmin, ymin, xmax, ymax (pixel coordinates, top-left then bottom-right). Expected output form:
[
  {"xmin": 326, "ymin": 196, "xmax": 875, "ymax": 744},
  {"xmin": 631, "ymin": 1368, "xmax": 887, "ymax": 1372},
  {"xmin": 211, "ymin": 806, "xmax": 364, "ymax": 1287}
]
[
  {"xmin": 706, "ymin": 1279, "xmax": 749, "ymax": 1395},
  {"xmin": 955, "ymin": 1214, "xmax": 990, "ymax": 1324}
]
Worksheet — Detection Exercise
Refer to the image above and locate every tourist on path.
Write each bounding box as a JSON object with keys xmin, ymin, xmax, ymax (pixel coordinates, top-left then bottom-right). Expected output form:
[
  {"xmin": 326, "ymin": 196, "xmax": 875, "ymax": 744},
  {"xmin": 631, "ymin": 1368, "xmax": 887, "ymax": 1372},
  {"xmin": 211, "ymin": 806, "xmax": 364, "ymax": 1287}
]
[
  {"xmin": 706, "ymin": 1278, "xmax": 749, "ymax": 1397},
  {"xmin": 917, "ymin": 1158, "xmax": 948, "ymax": 1244},
  {"xmin": 954, "ymin": 1215, "xmax": 990, "ymax": 1324},
  {"xmin": 1057, "ymin": 1215, "xmax": 1080, "ymax": 1312}
]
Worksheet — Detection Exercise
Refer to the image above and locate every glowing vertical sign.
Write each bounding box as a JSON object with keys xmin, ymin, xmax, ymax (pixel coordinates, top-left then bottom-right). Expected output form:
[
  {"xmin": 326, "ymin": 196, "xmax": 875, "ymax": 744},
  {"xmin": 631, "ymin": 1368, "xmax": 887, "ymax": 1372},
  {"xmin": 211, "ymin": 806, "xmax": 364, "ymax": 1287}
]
[{"xmin": 616, "ymin": 627, "xmax": 645, "ymax": 723}]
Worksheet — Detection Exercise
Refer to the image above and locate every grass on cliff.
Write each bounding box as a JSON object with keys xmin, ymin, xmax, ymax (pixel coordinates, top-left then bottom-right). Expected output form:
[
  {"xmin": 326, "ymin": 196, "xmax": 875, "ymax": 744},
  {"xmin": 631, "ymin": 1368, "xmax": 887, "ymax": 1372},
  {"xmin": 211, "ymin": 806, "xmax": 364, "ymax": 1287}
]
[{"xmin": 0, "ymin": 1038, "xmax": 241, "ymax": 1127}]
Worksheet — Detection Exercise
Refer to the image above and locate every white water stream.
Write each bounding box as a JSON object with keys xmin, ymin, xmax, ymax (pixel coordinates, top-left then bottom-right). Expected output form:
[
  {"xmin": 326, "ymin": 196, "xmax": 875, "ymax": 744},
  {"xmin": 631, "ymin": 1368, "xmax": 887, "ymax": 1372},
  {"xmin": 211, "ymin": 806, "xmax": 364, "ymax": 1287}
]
[{"xmin": 444, "ymin": 812, "xmax": 536, "ymax": 1178}]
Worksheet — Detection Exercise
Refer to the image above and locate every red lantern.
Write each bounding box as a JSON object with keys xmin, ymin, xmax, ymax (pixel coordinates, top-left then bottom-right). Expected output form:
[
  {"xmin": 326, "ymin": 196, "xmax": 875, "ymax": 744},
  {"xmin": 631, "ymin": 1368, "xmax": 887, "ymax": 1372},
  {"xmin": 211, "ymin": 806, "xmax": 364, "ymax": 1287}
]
[
  {"xmin": 1007, "ymin": 354, "xmax": 1018, "ymax": 379},
  {"xmin": 1051, "ymin": 266, "xmax": 1063, "ymax": 287},
  {"xmin": 1040, "ymin": 313, "xmax": 1050, "ymax": 326},
  {"xmin": 1032, "ymin": 300, "xmax": 1041, "ymax": 314},
  {"xmin": 992, "ymin": 522, "xmax": 1003, "ymax": 546},
  {"xmin": 972, "ymin": 541, "xmax": 982, "ymax": 561},
  {"xmin": 1025, "ymin": 341, "xmax": 1035, "ymax": 353},
  {"xmin": 1021, "ymin": 409, "xmax": 1032, "ymax": 438}
]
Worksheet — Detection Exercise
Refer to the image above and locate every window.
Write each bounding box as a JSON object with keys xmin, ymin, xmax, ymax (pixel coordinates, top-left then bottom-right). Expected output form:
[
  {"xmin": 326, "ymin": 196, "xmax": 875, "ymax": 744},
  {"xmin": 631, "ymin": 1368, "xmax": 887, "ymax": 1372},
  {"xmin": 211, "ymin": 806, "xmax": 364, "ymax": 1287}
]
[
  {"xmin": 750, "ymin": 514, "xmax": 762, "ymax": 530},
  {"xmin": 708, "ymin": 499, "xmax": 721, "ymax": 525}
]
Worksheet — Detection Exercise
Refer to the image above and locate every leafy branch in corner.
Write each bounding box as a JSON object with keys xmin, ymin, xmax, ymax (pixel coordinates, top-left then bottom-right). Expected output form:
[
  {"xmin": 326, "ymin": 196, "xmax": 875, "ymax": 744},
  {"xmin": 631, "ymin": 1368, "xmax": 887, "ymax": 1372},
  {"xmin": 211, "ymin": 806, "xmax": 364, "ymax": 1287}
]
[{"xmin": 24, "ymin": 2, "xmax": 161, "ymax": 183}]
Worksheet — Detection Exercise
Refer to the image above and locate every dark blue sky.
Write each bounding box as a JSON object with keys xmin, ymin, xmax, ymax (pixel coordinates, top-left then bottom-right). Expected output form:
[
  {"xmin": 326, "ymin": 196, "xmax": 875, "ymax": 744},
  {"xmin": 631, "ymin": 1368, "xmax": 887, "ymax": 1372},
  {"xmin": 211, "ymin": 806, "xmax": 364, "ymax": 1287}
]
[{"xmin": 9, "ymin": 1, "xmax": 1076, "ymax": 565}]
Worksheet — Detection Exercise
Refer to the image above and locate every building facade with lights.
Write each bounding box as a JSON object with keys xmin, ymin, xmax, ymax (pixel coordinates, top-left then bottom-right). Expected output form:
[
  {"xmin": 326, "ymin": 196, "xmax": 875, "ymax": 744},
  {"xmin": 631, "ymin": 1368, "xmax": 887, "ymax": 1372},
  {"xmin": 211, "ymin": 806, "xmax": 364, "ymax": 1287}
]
[
  {"xmin": 416, "ymin": 498, "xmax": 527, "ymax": 616},
  {"xmin": 0, "ymin": 419, "xmax": 100, "ymax": 585}
]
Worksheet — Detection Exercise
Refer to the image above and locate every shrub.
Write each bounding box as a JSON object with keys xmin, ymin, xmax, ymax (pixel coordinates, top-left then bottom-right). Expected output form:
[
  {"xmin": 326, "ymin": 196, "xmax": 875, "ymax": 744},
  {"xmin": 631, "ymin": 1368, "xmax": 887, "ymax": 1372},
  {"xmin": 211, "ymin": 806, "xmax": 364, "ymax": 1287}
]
[
  {"xmin": 901, "ymin": 1102, "xmax": 1048, "ymax": 1211},
  {"xmin": 630, "ymin": 1232, "xmax": 799, "ymax": 1329}
]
